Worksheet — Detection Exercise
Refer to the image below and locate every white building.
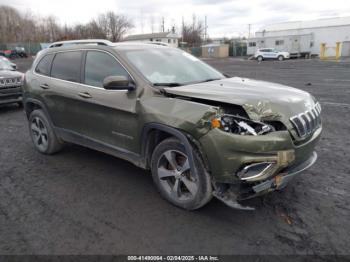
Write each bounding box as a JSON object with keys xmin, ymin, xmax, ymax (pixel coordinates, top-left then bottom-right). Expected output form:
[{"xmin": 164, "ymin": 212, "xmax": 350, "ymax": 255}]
[
  {"xmin": 123, "ymin": 32, "xmax": 180, "ymax": 48},
  {"xmin": 247, "ymin": 17, "xmax": 350, "ymax": 57}
]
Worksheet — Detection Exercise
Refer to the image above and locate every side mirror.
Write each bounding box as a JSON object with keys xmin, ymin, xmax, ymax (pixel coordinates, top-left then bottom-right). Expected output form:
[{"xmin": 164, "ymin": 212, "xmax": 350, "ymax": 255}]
[{"xmin": 103, "ymin": 76, "xmax": 135, "ymax": 91}]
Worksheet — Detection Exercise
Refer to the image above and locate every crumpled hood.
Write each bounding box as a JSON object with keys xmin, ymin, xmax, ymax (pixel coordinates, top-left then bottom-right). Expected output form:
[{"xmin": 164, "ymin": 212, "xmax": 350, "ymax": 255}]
[
  {"xmin": 0, "ymin": 70, "xmax": 23, "ymax": 79},
  {"xmin": 164, "ymin": 77, "xmax": 316, "ymax": 122}
]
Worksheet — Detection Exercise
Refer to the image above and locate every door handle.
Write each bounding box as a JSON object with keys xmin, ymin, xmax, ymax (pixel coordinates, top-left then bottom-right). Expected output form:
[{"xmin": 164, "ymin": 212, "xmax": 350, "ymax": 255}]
[
  {"xmin": 40, "ymin": 83, "xmax": 50, "ymax": 89},
  {"xmin": 78, "ymin": 92, "xmax": 92, "ymax": 99}
]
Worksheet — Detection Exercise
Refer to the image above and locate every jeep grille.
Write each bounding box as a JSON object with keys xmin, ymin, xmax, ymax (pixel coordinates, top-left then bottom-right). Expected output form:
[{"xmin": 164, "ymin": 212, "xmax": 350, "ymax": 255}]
[
  {"xmin": 0, "ymin": 78, "xmax": 22, "ymax": 89},
  {"xmin": 290, "ymin": 103, "xmax": 321, "ymax": 138}
]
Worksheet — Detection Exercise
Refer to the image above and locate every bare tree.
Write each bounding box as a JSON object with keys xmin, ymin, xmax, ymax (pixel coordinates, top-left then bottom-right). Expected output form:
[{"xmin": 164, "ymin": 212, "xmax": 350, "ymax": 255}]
[
  {"xmin": 149, "ymin": 15, "xmax": 155, "ymax": 33},
  {"xmin": 87, "ymin": 20, "xmax": 107, "ymax": 39},
  {"xmin": 46, "ymin": 16, "xmax": 61, "ymax": 41},
  {"xmin": 0, "ymin": 5, "xmax": 133, "ymax": 43},
  {"xmin": 103, "ymin": 12, "xmax": 133, "ymax": 42},
  {"xmin": 0, "ymin": 5, "xmax": 22, "ymax": 42},
  {"xmin": 182, "ymin": 15, "xmax": 204, "ymax": 47}
]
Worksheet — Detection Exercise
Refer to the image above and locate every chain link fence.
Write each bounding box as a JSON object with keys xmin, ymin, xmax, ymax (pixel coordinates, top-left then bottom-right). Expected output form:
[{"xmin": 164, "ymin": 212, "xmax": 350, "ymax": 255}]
[{"xmin": 0, "ymin": 42, "xmax": 48, "ymax": 56}]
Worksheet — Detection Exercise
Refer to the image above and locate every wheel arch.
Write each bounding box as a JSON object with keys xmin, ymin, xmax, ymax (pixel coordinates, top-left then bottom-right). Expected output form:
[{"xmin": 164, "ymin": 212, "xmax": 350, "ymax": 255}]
[
  {"xmin": 24, "ymin": 98, "xmax": 54, "ymax": 127},
  {"xmin": 141, "ymin": 123, "xmax": 204, "ymax": 175}
]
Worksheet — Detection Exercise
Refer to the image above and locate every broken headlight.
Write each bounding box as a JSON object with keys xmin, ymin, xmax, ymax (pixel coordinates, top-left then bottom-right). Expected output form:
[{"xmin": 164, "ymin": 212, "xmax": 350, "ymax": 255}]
[{"xmin": 213, "ymin": 114, "xmax": 274, "ymax": 135}]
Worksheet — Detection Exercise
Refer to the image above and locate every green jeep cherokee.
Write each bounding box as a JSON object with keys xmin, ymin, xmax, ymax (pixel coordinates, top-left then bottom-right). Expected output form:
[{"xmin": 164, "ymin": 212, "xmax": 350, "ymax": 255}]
[{"xmin": 23, "ymin": 40, "xmax": 322, "ymax": 210}]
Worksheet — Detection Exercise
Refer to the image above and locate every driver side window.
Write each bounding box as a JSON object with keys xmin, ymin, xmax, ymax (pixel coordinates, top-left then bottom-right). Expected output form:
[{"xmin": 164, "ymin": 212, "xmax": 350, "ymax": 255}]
[{"xmin": 84, "ymin": 51, "xmax": 129, "ymax": 88}]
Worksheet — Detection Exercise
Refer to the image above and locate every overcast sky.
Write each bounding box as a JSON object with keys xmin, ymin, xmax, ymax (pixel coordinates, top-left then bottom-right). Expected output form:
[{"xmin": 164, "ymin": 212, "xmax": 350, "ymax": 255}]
[{"xmin": 2, "ymin": 0, "xmax": 350, "ymax": 37}]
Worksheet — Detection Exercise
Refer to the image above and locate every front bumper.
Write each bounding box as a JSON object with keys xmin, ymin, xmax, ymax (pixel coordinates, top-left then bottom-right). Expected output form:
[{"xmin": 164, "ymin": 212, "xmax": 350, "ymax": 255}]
[
  {"xmin": 252, "ymin": 151, "xmax": 317, "ymax": 194},
  {"xmin": 212, "ymin": 152, "xmax": 317, "ymax": 209},
  {"xmin": 0, "ymin": 86, "xmax": 22, "ymax": 105},
  {"xmin": 199, "ymin": 126, "xmax": 322, "ymax": 184}
]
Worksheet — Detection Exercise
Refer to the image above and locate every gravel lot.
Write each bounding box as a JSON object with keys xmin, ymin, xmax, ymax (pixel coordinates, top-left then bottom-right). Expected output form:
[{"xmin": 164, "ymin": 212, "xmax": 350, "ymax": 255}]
[{"xmin": 0, "ymin": 57, "xmax": 349, "ymax": 257}]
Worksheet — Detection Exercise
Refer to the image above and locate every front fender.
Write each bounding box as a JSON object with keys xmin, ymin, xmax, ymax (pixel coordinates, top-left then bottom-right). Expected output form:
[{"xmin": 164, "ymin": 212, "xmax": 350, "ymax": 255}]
[{"xmin": 138, "ymin": 96, "xmax": 218, "ymax": 139}]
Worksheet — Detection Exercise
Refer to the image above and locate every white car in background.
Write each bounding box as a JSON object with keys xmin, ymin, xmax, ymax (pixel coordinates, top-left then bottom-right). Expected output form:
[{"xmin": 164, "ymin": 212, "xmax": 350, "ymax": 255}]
[
  {"xmin": 254, "ymin": 48, "xmax": 290, "ymax": 62},
  {"xmin": 0, "ymin": 56, "xmax": 17, "ymax": 70}
]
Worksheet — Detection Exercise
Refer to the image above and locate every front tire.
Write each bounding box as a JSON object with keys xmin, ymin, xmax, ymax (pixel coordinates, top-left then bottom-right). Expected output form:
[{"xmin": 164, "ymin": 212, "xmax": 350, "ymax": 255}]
[
  {"xmin": 278, "ymin": 55, "xmax": 284, "ymax": 61},
  {"xmin": 28, "ymin": 109, "xmax": 63, "ymax": 154},
  {"xmin": 257, "ymin": 56, "xmax": 263, "ymax": 62},
  {"xmin": 151, "ymin": 138, "xmax": 212, "ymax": 210}
]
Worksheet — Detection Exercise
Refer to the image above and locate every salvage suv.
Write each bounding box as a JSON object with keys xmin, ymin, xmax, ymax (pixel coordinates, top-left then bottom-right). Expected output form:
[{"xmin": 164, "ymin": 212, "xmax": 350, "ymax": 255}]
[{"xmin": 23, "ymin": 40, "xmax": 321, "ymax": 210}]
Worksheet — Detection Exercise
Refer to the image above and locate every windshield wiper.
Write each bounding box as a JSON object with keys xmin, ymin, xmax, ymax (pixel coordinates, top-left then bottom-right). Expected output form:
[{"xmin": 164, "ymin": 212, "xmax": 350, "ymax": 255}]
[
  {"xmin": 153, "ymin": 83, "xmax": 182, "ymax": 87},
  {"xmin": 200, "ymin": 78, "xmax": 222, "ymax": 83}
]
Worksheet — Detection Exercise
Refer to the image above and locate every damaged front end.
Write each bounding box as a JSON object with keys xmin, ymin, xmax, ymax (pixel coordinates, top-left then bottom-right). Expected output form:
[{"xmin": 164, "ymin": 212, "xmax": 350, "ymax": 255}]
[
  {"xmin": 213, "ymin": 151, "xmax": 317, "ymax": 210},
  {"xmin": 160, "ymin": 83, "xmax": 322, "ymax": 210},
  {"xmin": 218, "ymin": 114, "xmax": 274, "ymax": 136},
  {"xmin": 196, "ymin": 103, "xmax": 321, "ymax": 210}
]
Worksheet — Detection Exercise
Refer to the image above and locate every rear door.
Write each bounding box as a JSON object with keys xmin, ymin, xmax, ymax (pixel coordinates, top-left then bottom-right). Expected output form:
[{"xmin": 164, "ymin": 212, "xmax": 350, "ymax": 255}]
[
  {"xmin": 270, "ymin": 49, "xmax": 279, "ymax": 58},
  {"xmin": 43, "ymin": 50, "xmax": 87, "ymax": 133}
]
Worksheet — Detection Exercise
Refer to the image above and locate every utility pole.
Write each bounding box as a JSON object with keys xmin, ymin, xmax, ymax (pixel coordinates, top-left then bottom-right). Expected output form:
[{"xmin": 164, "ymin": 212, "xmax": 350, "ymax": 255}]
[
  {"xmin": 181, "ymin": 16, "xmax": 184, "ymax": 44},
  {"xmin": 192, "ymin": 14, "xmax": 195, "ymax": 31},
  {"xmin": 248, "ymin": 24, "xmax": 251, "ymax": 38},
  {"xmin": 204, "ymin": 15, "xmax": 207, "ymax": 43},
  {"xmin": 161, "ymin": 17, "xmax": 165, "ymax": 32},
  {"xmin": 150, "ymin": 15, "xmax": 155, "ymax": 33},
  {"xmin": 140, "ymin": 10, "xmax": 144, "ymax": 33}
]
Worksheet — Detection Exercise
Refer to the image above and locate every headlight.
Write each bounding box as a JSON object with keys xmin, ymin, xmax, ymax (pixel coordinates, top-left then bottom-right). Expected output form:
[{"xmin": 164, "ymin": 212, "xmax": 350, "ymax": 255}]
[{"xmin": 211, "ymin": 114, "xmax": 274, "ymax": 135}]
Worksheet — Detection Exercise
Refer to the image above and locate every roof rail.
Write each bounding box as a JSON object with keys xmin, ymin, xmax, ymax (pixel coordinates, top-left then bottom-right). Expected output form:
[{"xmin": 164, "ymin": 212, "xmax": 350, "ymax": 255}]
[
  {"xmin": 48, "ymin": 39, "xmax": 113, "ymax": 48},
  {"xmin": 145, "ymin": 41, "xmax": 170, "ymax": 47}
]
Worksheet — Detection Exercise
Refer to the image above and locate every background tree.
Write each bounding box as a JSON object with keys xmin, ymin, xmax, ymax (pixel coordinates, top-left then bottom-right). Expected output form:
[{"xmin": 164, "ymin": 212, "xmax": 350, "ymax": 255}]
[
  {"xmin": 0, "ymin": 5, "xmax": 133, "ymax": 43},
  {"xmin": 104, "ymin": 12, "xmax": 133, "ymax": 42},
  {"xmin": 182, "ymin": 15, "xmax": 204, "ymax": 47}
]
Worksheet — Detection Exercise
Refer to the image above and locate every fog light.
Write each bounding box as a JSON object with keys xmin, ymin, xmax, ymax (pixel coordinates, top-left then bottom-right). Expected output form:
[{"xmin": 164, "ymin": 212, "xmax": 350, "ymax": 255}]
[{"xmin": 237, "ymin": 162, "xmax": 275, "ymax": 181}]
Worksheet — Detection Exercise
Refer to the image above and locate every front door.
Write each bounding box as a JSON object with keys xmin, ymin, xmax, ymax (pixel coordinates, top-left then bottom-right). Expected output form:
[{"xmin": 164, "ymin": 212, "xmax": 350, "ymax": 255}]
[{"xmin": 75, "ymin": 50, "xmax": 139, "ymax": 153}]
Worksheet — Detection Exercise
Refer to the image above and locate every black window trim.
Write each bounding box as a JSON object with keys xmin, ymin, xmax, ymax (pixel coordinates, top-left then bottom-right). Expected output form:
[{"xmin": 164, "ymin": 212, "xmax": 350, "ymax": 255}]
[{"xmin": 32, "ymin": 48, "xmax": 136, "ymax": 91}]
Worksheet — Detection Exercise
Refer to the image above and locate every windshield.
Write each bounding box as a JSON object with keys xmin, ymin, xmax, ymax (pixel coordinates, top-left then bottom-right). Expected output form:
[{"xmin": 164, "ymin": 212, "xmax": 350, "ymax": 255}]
[
  {"xmin": 0, "ymin": 59, "xmax": 13, "ymax": 70},
  {"xmin": 123, "ymin": 48, "xmax": 224, "ymax": 86}
]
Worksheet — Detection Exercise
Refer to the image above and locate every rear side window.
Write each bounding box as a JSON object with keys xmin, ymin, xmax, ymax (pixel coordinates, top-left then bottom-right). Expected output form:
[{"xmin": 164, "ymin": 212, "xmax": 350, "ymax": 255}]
[
  {"xmin": 51, "ymin": 51, "xmax": 82, "ymax": 82},
  {"xmin": 35, "ymin": 54, "xmax": 54, "ymax": 76},
  {"xmin": 84, "ymin": 51, "xmax": 129, "ymax": 87}
]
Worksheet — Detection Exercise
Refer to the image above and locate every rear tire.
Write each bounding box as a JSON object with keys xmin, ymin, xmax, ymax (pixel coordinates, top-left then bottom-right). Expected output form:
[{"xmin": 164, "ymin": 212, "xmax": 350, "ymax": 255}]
[
  {"xmin": 28, "ymin": 109, "xmax": 63, "ymax": 154},
  {"xmin": 151, "ymin": 138, "xmax": 212, "ymax": 210}
]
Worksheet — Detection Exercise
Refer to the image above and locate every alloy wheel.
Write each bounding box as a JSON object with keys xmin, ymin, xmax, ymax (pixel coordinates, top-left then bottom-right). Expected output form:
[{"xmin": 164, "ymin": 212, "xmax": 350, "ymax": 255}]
[
  {"xmin": 157, "ymin": 150, "xmax": 199, "ymax": 201},
  {"xmin": 31, "ymin": 117, "xmax": 49, "ymax": 151}
]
